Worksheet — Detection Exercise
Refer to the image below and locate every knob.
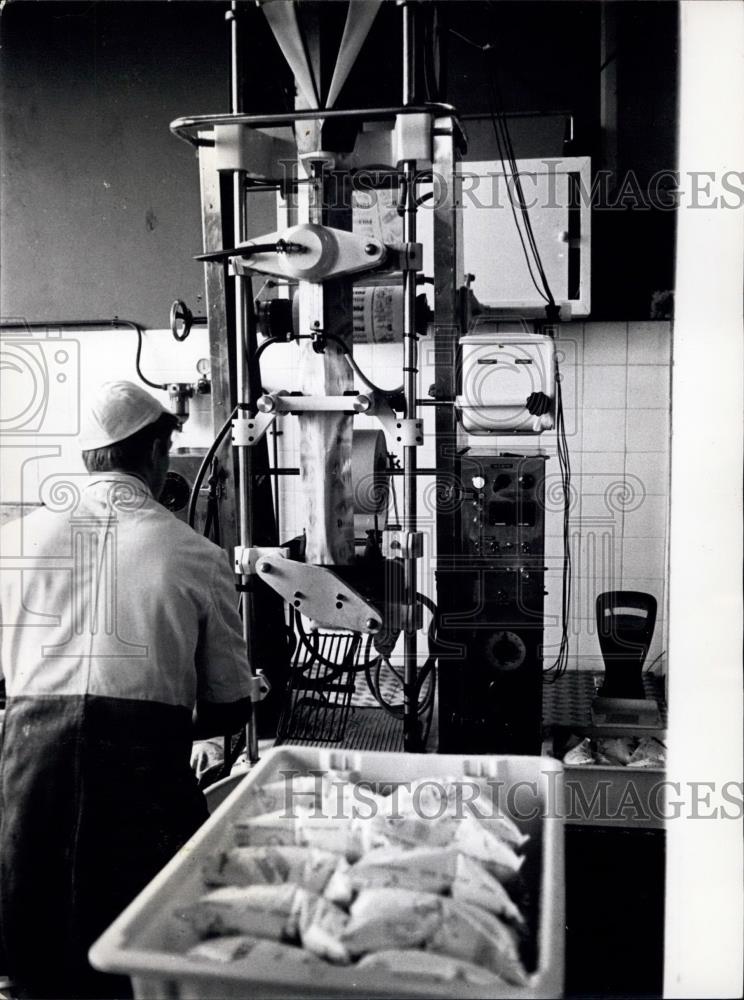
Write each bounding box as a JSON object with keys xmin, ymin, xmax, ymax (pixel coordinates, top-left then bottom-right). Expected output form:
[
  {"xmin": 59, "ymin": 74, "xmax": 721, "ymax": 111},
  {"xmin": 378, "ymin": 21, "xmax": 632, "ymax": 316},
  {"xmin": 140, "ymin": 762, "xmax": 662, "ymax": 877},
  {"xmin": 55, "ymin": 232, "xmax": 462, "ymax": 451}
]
[
  {"xmin": 521, "ymin": 542, "xmax": 531, "ymax": 553},
  {"xmin": 519, "ymin": 474, "xmax": 535, "ymax": 489}
]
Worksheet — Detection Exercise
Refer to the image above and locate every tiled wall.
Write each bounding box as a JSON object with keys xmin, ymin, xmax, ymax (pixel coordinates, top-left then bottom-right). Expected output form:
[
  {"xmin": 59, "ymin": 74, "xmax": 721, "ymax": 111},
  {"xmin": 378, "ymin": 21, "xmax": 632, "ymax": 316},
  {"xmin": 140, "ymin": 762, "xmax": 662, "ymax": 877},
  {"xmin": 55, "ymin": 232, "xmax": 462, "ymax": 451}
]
[
  {"xmin": 546, "ymin": 320, "xmax": 672, "ymax": 672},
  {"xmin": 2, "ymin": 319, "xmax": 672, "ymax": 674}
]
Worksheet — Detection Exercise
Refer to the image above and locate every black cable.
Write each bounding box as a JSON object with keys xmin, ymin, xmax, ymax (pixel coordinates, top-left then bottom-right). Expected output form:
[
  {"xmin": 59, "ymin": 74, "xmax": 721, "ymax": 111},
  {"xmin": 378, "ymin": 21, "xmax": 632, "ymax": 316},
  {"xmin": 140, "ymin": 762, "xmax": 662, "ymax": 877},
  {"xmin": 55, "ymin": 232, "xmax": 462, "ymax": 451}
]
[
  {"xmin": 132, "ymin": 324, "xmax": 167, "ymax": 390},
  {"xmin": 361, "ymin": 593, "xmax": 438, "ymax": 722},
  {"xmin": 321, "ymin": 333, "xmax": 405, "ymax": 397},
  {"xmin": 544, "ymin": 369, "xmax": 572, "ymax": 680},
  {"xmin": 645, "ymin": 650, "xmax": 666, "ymax": 674},
  {"xmin": 195, "ymin": 240, "xmax": 304, "ymax": 264},
  {"xmin": 254, "ymin": 336, "xmax": 283, "ymax": 364},
  {"xmin": 187, "ymin": 406, "xmax": 238, "ymax": 529},
  {"xmin": 486, "ymin": 50, "xmax": 557, "ymax": 310}
]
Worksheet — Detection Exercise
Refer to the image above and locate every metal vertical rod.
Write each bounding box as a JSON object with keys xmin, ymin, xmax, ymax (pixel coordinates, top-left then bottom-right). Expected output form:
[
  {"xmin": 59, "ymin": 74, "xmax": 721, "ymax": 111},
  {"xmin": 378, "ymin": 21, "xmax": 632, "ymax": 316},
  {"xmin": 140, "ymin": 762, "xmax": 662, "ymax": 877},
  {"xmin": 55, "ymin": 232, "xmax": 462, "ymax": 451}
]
[
  {"xmin": 401, "ymin": 1, "xmax": 420, "ymax": 751},
  {"xmin": 230, "ymin": 0, "xmax": 259, "ymax": 764}
]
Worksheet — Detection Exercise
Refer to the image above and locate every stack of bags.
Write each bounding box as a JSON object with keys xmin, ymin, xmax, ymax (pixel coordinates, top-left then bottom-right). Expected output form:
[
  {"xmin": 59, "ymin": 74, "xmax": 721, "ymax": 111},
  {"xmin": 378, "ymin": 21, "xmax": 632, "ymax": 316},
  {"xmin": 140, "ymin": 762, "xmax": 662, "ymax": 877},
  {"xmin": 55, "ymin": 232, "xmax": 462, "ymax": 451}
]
[{"xmin": 177, "ymin": 770, "xmax": 536, "ymax": 989}]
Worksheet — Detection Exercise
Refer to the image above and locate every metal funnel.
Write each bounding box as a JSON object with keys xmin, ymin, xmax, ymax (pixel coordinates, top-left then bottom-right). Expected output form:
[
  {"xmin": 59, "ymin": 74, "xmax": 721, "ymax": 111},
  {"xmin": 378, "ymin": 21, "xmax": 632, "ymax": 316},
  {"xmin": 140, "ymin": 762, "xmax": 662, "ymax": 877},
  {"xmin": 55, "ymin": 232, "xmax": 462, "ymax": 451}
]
[{"xmin": 259, "ymin": 0, "xmax": 382, "ymax": 109}]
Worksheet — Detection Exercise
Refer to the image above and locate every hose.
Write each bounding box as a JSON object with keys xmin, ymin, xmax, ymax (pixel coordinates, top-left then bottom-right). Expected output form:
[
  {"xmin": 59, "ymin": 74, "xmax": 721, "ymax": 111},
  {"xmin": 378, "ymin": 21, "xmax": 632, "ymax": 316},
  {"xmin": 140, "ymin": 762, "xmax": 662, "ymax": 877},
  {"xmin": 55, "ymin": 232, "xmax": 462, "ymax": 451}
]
[{"xmin": 187, "ymin": 406, "xmax": 238, "ymax": 528}]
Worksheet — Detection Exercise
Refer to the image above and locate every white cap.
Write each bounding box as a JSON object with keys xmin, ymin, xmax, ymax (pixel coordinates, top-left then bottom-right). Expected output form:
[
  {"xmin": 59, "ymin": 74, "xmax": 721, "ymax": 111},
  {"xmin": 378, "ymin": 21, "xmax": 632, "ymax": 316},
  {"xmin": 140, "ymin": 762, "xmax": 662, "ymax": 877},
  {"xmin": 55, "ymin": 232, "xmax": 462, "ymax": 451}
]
[{"xmin": 79, "ymin": 381, "xmax": 169, "ymax": 451}]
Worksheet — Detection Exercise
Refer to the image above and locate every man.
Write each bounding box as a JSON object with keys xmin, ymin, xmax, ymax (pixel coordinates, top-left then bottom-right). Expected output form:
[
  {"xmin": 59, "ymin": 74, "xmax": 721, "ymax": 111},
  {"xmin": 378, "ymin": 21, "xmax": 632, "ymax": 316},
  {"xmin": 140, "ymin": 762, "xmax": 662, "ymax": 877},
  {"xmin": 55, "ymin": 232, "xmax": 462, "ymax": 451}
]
[{"xmin": 0, "ymin": 381, "xmax": 254, "ymax": 998}]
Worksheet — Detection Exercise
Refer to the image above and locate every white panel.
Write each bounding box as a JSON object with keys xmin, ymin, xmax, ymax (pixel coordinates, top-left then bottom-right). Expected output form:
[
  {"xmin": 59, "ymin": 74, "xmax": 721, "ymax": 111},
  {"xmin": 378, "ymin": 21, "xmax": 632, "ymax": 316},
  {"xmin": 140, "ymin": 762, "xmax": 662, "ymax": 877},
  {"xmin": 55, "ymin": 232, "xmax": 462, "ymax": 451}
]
[{"xmin": 460, "ymin": 157, "xmax": 591, "ymax": 316}]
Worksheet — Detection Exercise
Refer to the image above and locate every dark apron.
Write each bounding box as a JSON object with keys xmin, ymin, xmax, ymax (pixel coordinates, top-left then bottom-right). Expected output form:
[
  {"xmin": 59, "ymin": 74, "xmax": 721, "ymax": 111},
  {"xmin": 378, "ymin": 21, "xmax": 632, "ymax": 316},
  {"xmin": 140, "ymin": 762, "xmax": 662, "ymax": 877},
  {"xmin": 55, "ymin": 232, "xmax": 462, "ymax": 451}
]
[{"xmin": 0, "ymin": 694, "xmax": 208, "ymax": 999}]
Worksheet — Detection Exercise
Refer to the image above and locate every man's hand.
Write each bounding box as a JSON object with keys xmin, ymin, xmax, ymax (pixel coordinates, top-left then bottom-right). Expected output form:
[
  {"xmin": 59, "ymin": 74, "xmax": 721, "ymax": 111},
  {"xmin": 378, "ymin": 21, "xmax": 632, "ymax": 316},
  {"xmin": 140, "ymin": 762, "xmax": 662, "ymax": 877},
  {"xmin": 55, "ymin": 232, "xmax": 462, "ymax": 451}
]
[{"xmin": 190, "ymin": 738, "xmax": 224, "ymax": 782}]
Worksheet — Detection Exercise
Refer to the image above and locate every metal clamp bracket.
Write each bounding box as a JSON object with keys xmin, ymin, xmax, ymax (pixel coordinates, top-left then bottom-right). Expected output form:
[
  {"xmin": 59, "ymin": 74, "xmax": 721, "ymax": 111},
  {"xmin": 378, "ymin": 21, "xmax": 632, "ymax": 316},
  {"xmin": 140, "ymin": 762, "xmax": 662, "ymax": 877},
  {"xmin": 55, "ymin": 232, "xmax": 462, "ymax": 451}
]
[
  {"xmin": 247, "ymin": 668, "xmax": 271, "ymax": 702},
  {"xmin": 232, "ymin": 412, "xmax": 276, "ymax": 447},
  {"xmin": 382, "ymin": 529, "xmax": 424, "ymax": 560},
  {"xmin": 234, "ymin": 545, "xmax": 289, "ymax": 575},
  {"xmin": 255, "ymin": 555, "xmax": 383, "ymax": 635},
  {"xmin": 392, "ymin": 418, "xmax": 424, "ymax": 447},
  {"xmin": 387, "ymin": 242, "xmax": 423, "ymax": 272},
  {"xmin": 258, "ymin": 392, "xmax": 365, "ymax": 415}
]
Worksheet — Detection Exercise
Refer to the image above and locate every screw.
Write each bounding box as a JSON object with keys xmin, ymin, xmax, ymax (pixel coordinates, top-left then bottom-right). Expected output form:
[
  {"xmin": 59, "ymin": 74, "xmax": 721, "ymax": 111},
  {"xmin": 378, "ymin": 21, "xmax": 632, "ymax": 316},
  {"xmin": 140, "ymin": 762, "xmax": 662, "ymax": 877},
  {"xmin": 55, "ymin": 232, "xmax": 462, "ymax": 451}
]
[
  {"xmin": 293, "ymin": 591, "xmax": 304, "ymax": 599},
  {"xmin": 366, "ymin": 618, "xmax": 380, "ymax": 632},
  {"xmin": 259, "ymin": 562, "xmax": 271, "ymax": 574},
  {"xmin": 364, "ymin": 243, "xmax": 378, "ymax": 255}
]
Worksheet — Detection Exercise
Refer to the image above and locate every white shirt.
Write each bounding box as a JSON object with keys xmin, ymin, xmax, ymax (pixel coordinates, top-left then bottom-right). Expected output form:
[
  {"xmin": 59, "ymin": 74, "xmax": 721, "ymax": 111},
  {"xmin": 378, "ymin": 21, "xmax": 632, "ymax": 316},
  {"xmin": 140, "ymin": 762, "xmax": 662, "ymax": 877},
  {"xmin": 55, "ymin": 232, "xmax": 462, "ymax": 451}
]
[{"xmin": 0, "ymin": 472, "xmax": 252, "ymax": 709}]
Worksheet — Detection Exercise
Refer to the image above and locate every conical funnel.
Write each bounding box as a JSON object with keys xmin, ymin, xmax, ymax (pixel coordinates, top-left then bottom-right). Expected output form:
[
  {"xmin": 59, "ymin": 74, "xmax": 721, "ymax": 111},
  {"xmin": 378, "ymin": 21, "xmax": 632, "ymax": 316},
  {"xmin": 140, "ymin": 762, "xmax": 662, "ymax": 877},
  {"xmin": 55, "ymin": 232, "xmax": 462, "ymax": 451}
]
[{"xmin": 260, "ymin": 0, "xmax": 382, "ymax": 109}]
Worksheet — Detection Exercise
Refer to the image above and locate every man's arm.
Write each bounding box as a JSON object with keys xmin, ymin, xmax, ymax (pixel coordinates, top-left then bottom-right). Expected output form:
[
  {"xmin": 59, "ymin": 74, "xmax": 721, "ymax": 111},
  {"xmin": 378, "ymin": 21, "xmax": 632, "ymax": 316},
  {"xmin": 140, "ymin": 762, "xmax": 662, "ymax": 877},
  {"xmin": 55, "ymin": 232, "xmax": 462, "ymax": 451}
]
[
  {"xmin": 192, "ymin": 696, "xmax": 252, "ymax": 740},
  {"xmin": 194, "ymin": 548, "xmax": 256, "ymax": 727}
]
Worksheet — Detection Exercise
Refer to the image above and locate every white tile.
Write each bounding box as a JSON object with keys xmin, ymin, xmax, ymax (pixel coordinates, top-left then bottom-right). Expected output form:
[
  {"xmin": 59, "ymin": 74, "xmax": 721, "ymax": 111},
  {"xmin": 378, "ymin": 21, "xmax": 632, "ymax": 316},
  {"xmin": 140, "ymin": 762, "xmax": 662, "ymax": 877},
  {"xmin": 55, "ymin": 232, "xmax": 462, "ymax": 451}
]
[
  {"xmin": 583, "ymin": 322, "xmax": 628, "ymax": 365},
  {"xmin": 582, "ymin": 366, "xmax": 627, "ymax": 409},
  {"xmin": 579, "ymin": 542, "xmax": 624, "ymax": 598},
  {"xmin": 627, "ymin": 365, "xmax": 671, "ymax": 409},
  {"xmin": 622, "ymin": 496, "xmax": 670, "ymax": 538},
  {"xmin": 580, "ymin": 408, "xmax": 626, "ymax": 452},
  {"xmin": 623, "ymin": 536, "xmax": 668, "ymax": 579},
  {"xmin": 560, "ymin": 361, "xmax": 584, "ymax": 416},
  {"xmin": 577, "ymin": 451, "xmax": 626, "ymax": 495},
  {"xmin": 577, "ymin": 626, "xmax": 603, "ymax": 661},
  {"xmin": 627, "ymin": 321, "xmax": 672, "ymax": 364},
  {"xmin": 580, "ymin": 493, "xmax": 624, "ymax": 528},
  {"xmin": 626, "ymin": 408, "xmax": 670, "ymax": 452},
  {"xmin": 544, "ymin": 533, "xmax": 568, "ymax": 561},
  {"xmin": 624, "ymin": 451, "xmax": 670, "ymax": 496}
]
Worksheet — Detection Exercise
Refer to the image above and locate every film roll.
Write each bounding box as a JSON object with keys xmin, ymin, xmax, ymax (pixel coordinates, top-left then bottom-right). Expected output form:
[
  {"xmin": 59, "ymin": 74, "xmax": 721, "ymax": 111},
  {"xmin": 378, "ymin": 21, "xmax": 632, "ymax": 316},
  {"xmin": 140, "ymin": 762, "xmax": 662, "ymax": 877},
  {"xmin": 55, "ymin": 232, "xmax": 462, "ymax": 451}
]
[{"xmin": 351, "ymin": 429, "xmax": 389, "ymax": 537}]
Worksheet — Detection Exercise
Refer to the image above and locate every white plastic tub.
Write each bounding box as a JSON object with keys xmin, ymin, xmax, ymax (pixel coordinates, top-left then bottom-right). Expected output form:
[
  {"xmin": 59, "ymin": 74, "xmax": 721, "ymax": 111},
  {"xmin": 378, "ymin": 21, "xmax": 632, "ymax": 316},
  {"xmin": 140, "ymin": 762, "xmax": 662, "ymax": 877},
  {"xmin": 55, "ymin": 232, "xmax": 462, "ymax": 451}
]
[{"xmin": 90, "ymin": 748, "xmax": 564, "ymax": 999}]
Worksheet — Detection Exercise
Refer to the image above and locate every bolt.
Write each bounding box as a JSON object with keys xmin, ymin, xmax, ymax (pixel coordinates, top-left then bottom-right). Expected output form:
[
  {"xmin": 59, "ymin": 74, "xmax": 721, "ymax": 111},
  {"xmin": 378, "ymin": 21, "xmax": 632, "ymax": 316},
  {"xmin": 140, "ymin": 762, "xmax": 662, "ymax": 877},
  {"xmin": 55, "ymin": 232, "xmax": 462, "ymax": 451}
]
[
  {"xmin": 293, "ymin": 591, "xmax": 304, "ymax": 599},
  {"xmin": 364, "ymin": 243, "xmax": 378, "ymax": 255},
  {"xmin": 366, "ymin": 618, "xmax": 380, "ymax": 632},
  {"xmin": 259, "ymin": 561, "xmax": 271, "ymax": 574}
]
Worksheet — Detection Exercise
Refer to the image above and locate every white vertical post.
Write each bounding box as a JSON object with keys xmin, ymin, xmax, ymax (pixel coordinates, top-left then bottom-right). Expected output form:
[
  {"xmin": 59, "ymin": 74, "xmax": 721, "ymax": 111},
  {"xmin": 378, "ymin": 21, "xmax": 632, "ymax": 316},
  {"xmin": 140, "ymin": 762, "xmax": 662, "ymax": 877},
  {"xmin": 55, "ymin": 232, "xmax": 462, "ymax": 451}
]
[{"xmin": 665, "ymin": 2, "xmax": 744, "ymax": 995}]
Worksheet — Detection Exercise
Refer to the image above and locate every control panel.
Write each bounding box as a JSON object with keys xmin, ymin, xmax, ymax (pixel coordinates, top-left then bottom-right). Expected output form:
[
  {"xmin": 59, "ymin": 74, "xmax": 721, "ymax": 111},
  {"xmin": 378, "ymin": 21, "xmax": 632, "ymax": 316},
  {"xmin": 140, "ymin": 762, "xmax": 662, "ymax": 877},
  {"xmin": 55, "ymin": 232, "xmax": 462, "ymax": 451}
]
[{"xmin": 438, "ymin": 452, "xmax": 548, "ymax": 755}]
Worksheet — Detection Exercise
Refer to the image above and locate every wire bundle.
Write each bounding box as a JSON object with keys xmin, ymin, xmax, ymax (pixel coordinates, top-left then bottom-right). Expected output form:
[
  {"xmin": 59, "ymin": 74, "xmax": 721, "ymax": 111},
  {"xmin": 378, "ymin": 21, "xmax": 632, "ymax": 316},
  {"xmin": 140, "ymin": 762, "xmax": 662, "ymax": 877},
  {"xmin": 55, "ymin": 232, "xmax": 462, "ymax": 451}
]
[
  {"xmin": 451, "ymin": 25, "xmax": 573, "ymax": 677},
  {"xmin": 362, "ymin": 592, "xmax": 438, "ymax": 747}
]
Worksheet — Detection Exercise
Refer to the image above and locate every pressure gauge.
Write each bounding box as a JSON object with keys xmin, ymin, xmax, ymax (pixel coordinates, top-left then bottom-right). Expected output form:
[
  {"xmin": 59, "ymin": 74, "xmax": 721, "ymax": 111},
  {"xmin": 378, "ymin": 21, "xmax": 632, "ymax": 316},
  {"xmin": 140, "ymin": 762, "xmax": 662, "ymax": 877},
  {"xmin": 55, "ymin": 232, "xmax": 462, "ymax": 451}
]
[{"xmin": 196, "ymin": 358, "xmax": 210, "ymax": 377}]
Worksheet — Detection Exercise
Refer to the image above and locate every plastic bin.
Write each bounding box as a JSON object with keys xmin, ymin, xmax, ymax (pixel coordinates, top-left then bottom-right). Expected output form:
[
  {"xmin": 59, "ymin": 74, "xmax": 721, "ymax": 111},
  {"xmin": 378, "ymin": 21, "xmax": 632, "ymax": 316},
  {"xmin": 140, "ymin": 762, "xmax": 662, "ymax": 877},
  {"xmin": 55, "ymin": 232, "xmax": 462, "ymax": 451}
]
[{"xmin": 90, "ymin": 748, "xmax": 564, "ymax": 999}]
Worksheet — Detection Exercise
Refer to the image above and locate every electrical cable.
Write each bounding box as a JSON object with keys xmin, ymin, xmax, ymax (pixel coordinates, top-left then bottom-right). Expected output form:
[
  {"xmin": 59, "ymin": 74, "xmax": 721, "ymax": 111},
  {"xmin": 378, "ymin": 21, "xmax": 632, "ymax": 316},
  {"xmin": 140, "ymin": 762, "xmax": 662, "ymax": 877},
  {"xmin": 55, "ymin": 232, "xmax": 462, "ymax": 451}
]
[
  {"xmin": 449, "ymin": 23, "xmax": 558, "ymax": 313},
  {"xmin": 362, "ymin": 593, "xmax": 438, "ymax": 724},
  {"xmin": 544, "ymin": 368, "xmax": 572, "ymax": 680},
  {"xmin": 644, "ymin": 649, "xmax": 666, "ymax": 674},
  {"xmin": 195, "ymin": 240, "xmax": 305, "ymax": 264},
  {"xmin": 321, "ymin": 332, "xmax": 405, "ymax": 397},
  {"xmin": 187, "ymin": 406, "xmax": 238, "ymax": 529},
  {"xmin": 134, "ymin": 323, "xmax": 167, "ymax": 390},
  {"xmin": 450, "ymin": 20, "xmax": 570, "ymax": 674},
  {"xmin": 254, "ymin": 336, "xmax": 283, "ymax": 364}
]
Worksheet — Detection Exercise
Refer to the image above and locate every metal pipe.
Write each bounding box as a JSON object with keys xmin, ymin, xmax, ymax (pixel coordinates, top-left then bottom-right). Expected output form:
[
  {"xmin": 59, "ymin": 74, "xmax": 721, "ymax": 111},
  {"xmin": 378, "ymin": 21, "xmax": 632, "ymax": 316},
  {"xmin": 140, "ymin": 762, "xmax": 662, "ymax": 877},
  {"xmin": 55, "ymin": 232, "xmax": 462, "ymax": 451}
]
[
  {"xmin": 401, "ymin": 2, "xmax": 421, "ymax": 752},
  {"xmin": 170, "ymin": 103, "xmax": 460, "ymax": 145},
  {"xmin": 228, "ymin": 1, "xmax": 259, "ymax": 766}
]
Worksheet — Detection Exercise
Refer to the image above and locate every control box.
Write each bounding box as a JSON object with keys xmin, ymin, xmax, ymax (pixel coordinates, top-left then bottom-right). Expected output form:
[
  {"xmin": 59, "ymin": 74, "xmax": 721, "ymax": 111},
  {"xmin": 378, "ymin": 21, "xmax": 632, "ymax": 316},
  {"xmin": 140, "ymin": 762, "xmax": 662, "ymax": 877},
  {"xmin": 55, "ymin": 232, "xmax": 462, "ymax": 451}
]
[{"xmin": 438, "ymin": 453, "xmax": 548, "ymax": 755}]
